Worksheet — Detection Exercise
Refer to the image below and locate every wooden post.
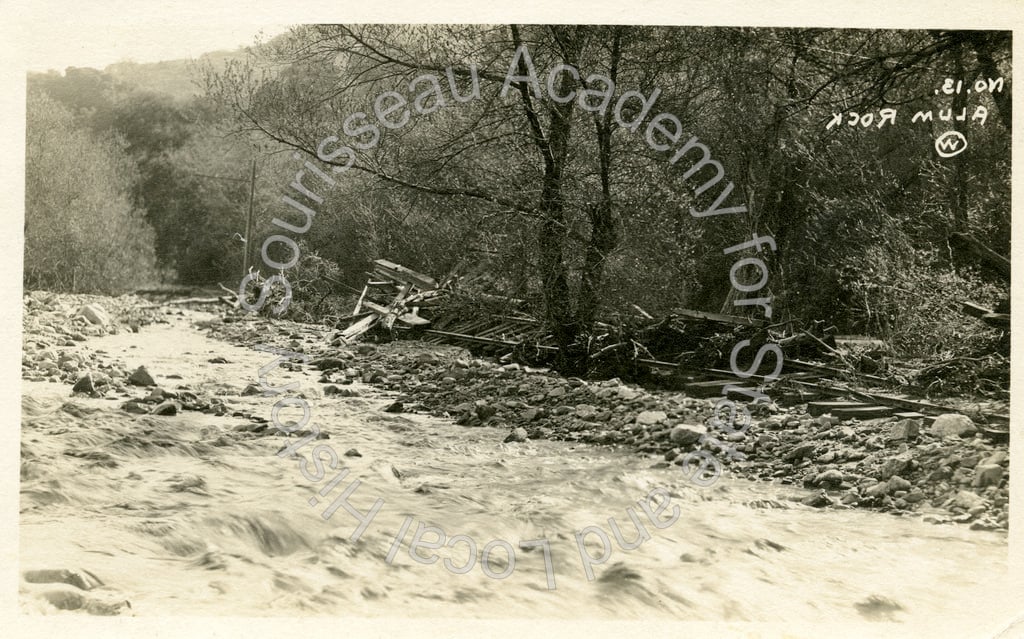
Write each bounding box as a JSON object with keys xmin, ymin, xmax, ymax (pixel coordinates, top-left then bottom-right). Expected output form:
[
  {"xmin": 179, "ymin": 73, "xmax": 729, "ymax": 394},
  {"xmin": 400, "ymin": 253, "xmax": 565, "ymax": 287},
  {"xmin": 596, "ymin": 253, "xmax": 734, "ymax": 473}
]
[{"xmin": 241, "ymin": 157, "xmax": 257, "ymax": 279}]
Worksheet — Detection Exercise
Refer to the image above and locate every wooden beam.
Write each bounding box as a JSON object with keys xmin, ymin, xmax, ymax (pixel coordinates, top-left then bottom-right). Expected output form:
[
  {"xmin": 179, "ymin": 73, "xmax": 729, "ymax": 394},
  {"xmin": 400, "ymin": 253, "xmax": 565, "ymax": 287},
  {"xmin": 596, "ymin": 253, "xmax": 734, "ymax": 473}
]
[{"xmin": 373, "ymin": 259, "xmax": 438, "ymax": 290}]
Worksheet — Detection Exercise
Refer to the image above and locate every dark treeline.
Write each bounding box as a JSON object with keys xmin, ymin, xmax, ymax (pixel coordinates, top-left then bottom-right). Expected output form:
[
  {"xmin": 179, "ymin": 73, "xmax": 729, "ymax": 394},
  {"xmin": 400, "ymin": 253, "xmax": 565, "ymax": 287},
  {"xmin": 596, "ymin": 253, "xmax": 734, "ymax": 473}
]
[{"xmin": 25, "ymin": 25, "xmax": 1010, "ymax": 364}]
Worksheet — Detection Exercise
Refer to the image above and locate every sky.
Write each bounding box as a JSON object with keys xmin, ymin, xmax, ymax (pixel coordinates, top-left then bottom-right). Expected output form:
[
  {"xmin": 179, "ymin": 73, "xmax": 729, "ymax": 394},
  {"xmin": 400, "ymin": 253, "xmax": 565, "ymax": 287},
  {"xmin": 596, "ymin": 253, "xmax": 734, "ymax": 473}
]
[
  {"xmin": 19, "ymin": 20, "xmax": 293, "ymax": 73},
  {"xmin": 7, "ymin": 0, "xmax": 1019, "ymax": 74}
]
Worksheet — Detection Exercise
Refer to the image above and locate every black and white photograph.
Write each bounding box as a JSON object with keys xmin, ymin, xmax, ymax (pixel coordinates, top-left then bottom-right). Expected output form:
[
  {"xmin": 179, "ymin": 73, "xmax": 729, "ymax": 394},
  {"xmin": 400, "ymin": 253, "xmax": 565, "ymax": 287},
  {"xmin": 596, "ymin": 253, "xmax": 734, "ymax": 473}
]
[{"xmin": 3, "ymin": 1, "xmax": 1021, "ymax": 636}]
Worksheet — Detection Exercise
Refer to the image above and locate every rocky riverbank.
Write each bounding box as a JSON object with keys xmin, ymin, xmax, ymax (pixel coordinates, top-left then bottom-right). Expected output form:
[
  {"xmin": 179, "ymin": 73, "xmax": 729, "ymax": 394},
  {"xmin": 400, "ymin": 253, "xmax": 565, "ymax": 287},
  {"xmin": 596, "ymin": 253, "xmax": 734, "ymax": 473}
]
[{"xmin": 21, "ymin": 292, "xmax": 1010, "ymax": 533}]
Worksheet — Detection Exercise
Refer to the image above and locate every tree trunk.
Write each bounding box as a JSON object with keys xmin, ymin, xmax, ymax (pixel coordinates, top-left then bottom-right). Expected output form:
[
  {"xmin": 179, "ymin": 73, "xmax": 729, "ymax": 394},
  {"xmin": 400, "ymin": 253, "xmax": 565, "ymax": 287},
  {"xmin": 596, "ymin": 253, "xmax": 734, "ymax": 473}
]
[{"xmin": 578, "ymin": 29, "xmax": 622, "ymax": 336}]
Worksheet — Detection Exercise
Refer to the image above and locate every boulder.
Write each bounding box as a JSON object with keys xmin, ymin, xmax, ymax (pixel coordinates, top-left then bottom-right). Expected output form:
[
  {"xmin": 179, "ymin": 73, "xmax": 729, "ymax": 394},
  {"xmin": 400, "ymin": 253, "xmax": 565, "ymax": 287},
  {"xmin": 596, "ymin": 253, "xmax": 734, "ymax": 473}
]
[
  {"xmin": 887, "ymin": 419, "xmax": 921, "ymax": 441},
  {"xmin": 930, "ymin": 414, "xmax": 977, "ymax": 438},
  {"xmin": 575, "ymin": 404, "xmax": 599, "ymax": 421},
  {"xmin": 77, "ymin": 304, "xmax": 109, "ymax": 326}
]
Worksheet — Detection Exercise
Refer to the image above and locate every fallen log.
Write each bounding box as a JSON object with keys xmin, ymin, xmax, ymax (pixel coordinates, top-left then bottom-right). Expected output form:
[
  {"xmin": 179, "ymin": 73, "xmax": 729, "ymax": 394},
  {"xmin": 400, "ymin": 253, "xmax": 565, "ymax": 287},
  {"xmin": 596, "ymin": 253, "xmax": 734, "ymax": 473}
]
[
  {"xmin": 949, "ymin": 232, "xmax": 1010, "ymax": 280},
  {"xmin": 961, "ymin": 302, "xmax": 994, "ymax": 318}
]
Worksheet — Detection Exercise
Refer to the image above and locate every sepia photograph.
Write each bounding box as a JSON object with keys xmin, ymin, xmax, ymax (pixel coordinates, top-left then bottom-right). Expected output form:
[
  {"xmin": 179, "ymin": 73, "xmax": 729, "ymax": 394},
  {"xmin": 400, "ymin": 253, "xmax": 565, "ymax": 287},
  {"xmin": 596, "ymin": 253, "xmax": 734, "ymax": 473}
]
[{"xmin": 5, "ymin": 2, "xmax": 1021, "ymax": 636}]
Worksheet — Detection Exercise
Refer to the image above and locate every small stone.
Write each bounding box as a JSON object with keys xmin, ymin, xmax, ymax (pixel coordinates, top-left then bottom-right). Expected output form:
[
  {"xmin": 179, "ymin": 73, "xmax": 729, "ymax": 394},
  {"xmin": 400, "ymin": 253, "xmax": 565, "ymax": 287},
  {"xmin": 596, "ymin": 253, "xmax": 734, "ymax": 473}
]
[
  {"xmin": 383, "ymin": 401, "xmax": 404, "ymax": 413},
  {"xmin": 324, "ymin": 385, "xmax": 359, "ymax": 397},
  {"xmin": 973, "ymin": 464, "xmax": 1004, "ymax": 488},
  {"xmin": 981, "ymin": 451, "xmax": 1008, "ymax": 467},
  {"xmin": 575, "ymin": 404, "xmax": 599, "ymax": 421},
  {"xmin": 128, "ymin": 366, "xmax": 156, "ymax": 387},
  {"xmin": 887, "ymin": 419, "xmax": 921, "ymax": 441},
  {"xmin": 864, "ymin": 482, "xmax": 889, "ymax": 498},
  {"xmin": 344, "ymin": 448, "xmax": 362, "ymax": 457},
  {"xmin": 887, "ymin": 475, "xmax": 912, "ymax": 493},
  {"xmin": 414, "ymin": 352, "xmax": 439, "ymax": 364},
  {"xmin": 815, "ymin": 451, "xmax": 837, "ymax": 464},
  {"xmin": 636, "ymin": 410, "xmax": 668, "ymax": 426},
  {"xmin": 546, "ymin": 387, "xmax": 567, "ymax": 399},
  {"xmin": 783, "ymin": 442, "xmax": 816, "ymax": 462},
  {"xmin": 930, "ymin": 414, "xmax": 977, "ymax": 438},
  {"xmin": 904, "ymin": 490, "xmax": 926, "ymax": 503},
  {"xmin": 802, "ymin": 491, "xmax": 833, "ymax": 507},
  {"xmin": 122, "ymin": 400, "xmax": 149, "ymax": 414},
  {"xmin": 878, "ymin": 455, "xmax": 911, "ymax": 480},
  {"xmin": 241, "ymin": 383, "xmax": 262, "ymax": 396},
  {"xmin": 151, "ymin": 401, "xmax": 180, "ymax": 416},
  {"xmin": 521, "ymin": 408, "xmax": 541, "ymax": 422},
  {"xmin": 953, "ymin": 490, "xmax": 986, "ymax": 510},
  {"xmin": 474, "ymin": 401, "xmax": 497, "ymax": 420}
]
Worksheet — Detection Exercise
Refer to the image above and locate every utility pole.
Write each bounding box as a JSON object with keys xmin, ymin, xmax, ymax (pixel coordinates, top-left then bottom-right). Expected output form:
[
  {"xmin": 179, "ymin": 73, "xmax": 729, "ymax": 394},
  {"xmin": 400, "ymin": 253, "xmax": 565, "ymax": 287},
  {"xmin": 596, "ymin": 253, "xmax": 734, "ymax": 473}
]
[{"xmin": 241, "ymin": 157, "xmax": 257, "ymax": 279}]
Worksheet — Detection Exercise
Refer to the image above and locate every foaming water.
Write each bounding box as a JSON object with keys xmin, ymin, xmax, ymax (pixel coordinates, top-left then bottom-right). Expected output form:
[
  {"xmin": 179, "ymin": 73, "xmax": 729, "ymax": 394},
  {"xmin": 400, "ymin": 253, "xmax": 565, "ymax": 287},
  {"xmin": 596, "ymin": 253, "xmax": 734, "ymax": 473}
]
[{"xmin": 19, "ymin": 319, "xmax": 1012, "ymax": 626}]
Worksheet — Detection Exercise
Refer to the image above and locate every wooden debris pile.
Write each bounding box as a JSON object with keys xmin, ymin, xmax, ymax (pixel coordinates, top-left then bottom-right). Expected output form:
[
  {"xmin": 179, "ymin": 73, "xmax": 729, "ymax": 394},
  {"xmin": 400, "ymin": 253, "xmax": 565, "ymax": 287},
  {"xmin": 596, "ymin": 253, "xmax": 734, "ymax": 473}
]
[
  {"xmin": 337, "ymin": 259, "xmax": 845, "ymax": 371},
  {"xmin": 338, "ymin": 259, "xmax": 444, "ymax": 342}
]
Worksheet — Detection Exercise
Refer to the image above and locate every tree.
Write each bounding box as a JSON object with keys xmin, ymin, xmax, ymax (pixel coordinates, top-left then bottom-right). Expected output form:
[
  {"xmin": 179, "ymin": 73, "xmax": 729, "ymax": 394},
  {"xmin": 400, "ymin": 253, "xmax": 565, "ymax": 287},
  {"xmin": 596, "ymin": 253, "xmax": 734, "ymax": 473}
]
[{"xmin": 24, "ymin": 90, "xmax": 161, "ymax": 292}]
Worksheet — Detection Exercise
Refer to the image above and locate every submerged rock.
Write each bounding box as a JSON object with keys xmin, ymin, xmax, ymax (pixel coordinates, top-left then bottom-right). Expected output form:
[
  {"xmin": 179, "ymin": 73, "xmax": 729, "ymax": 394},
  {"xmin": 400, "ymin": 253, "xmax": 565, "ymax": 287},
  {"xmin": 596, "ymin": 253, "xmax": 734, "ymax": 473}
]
[{"xmin": 504, "ymin": 427, "xmax": 529, "ymax": 443}]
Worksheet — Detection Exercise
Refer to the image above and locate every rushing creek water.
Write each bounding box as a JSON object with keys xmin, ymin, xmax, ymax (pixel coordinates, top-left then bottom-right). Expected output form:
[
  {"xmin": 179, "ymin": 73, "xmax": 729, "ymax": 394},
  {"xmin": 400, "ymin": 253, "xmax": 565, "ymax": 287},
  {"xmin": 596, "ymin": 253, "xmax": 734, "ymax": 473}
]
[{"xmin": 19, "ymin": 316, "xmax": 1016, "ymax": 631}]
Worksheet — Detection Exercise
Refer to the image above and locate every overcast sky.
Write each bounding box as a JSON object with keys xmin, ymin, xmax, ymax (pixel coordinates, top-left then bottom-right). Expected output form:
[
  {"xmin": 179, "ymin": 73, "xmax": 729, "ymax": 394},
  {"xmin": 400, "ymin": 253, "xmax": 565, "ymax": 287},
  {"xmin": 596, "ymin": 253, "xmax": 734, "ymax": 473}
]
[
  {"xmin": 8, "ymin": 0, "xmax": 1019, "ymax": 74},
  {"xmin": 20, "ymin": 21, "xmax": 292, "ymax": 73}
]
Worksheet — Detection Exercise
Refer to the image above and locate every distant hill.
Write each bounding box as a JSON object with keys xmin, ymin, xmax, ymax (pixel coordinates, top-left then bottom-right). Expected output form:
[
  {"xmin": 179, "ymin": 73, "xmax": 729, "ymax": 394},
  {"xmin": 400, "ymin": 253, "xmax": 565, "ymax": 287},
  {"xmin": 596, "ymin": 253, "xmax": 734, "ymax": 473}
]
[{"xmin": 102, "ymin": 48, "xmax": 251, "ymax": 101}]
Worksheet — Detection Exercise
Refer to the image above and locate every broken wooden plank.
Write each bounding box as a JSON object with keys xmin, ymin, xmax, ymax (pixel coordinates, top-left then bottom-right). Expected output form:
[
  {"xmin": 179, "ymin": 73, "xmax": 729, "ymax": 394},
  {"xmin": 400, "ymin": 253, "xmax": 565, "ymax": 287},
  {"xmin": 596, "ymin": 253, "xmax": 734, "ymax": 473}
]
[
  {"xmin": 784, "ymin": 359, "xmax": 888, "ymax": 383},
  {"xmin": 894, "ymin": 411, "xmax": 935, "ymax": 424},
  {"xmin": 352, "ymin": 284, "xmax": 370, "ymax": 315},
  {"xmin": 339, "ymin": 314, "xmax": 376, "ymax": 342},
  {"xmin": 671, "ymin": 308, "xmax": 766, "ymax": 328},
  {"xmin": 834, "ymin": 335, "xmax": 888, "ymax": 350},
  {"xmin": 683, "ymin": 380, "xmax": 743, "ymax": 397},
  {"xmin": 831, "ymin": 405, "xmax": 897, "ymax": 419},
  {"xmin": 806, "ymin": 401, "xmax": 869, "ymax": 416},
  {"xmin": 794, "ymin": 380, "xmax": 1010, "ymax": 424}
]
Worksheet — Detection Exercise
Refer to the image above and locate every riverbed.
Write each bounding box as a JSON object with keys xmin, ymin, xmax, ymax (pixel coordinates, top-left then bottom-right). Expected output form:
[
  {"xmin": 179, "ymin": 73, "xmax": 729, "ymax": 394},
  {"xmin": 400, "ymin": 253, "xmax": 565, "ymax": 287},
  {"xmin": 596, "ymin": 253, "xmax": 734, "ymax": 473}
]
[{"xmin": 19, "ymin": 313, "xmax": 1016, "ymax": 633}]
